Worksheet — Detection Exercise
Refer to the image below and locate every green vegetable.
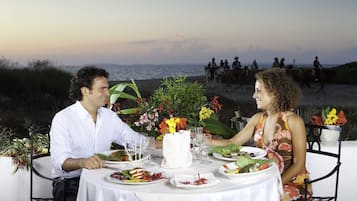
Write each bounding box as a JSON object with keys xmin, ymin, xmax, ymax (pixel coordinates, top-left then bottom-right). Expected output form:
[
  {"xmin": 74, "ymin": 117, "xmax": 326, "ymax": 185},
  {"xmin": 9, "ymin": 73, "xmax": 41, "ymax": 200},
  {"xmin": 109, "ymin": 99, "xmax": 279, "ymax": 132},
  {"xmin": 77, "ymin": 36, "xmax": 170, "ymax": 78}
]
[
  {"xmin": 121, "ymin": 170, "xmax": 132, "ymax": 179},
  {"xmin": 96, "ymin": 153, "xmax": 111, "ymax": 161},
  {"xmin": 211, "ymin": 144, "xmax": 242, "ymax": 156},
  {"xmin": 235, "ymin": 155, "xmax": 270, "ymax": 168}
]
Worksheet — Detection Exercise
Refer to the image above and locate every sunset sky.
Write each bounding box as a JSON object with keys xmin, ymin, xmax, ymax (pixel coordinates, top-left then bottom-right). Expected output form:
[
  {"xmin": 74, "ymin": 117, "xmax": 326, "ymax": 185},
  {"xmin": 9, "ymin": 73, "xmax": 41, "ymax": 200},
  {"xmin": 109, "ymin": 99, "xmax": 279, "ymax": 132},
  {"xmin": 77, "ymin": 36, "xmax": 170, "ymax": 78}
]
[{"xmin": 1, "ymin": 0, "xmax": 357, "ymax": 65}]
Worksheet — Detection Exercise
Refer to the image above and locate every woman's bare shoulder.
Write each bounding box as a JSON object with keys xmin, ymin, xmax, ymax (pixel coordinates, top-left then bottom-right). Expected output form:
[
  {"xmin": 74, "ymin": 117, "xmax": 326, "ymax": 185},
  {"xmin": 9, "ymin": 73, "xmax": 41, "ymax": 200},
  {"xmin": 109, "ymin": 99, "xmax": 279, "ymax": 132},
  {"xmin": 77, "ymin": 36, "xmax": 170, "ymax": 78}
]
[
  {"xmin": 283, "ymin": 111, "xmax": 305, "ymax": 126},
  {"xmin": 247, "ymin": 112, "xmax": 264, "ymax": 124}
]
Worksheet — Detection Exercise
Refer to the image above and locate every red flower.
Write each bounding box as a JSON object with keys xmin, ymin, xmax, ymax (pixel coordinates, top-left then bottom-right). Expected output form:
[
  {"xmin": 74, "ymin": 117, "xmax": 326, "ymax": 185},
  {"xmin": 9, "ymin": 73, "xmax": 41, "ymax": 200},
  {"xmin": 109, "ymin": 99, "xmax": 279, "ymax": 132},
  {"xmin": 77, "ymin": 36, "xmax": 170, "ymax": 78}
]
[
  {"xmin": 310, "ymin": 115, "xmax": 322, "ymax": 125},
  {"xmin": 336, "ymin": 111, "xmax": 347, "ymax": 125},
  {"xmin": 209, "ymin": 96, "xmax": 222, "ymax": 112}
]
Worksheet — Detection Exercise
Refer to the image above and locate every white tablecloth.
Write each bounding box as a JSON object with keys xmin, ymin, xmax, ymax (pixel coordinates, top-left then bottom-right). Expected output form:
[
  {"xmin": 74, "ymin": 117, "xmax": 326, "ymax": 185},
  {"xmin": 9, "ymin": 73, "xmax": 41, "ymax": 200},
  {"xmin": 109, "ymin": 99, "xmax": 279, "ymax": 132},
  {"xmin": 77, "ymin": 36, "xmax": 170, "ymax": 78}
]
[{"xmin": 76, "ymin": 157, "xmax": 282, "ymax": 201}]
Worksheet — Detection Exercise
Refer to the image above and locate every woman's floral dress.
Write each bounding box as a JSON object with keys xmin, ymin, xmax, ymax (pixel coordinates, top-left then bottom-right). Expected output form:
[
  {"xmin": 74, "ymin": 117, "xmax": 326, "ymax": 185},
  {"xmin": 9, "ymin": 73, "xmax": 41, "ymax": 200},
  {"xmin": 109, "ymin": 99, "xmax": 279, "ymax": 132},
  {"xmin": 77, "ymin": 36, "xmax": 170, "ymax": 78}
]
[{"xmin": 253, "ymin": 112, "xmax": 312, "ymax": 201}]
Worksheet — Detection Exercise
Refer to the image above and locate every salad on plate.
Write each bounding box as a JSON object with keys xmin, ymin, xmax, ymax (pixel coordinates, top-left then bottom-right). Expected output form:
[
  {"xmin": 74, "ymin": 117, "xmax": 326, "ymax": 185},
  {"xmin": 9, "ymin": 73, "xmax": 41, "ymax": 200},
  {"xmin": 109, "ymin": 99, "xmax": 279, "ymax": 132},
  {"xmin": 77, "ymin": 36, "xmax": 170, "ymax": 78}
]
[
  {"xmin": 211, "ymin": 144, "xmax": 266, "ymax": 161},
  {"xmin": 219, "ymin": 155, "xmax": 272, "ymax": 177}
]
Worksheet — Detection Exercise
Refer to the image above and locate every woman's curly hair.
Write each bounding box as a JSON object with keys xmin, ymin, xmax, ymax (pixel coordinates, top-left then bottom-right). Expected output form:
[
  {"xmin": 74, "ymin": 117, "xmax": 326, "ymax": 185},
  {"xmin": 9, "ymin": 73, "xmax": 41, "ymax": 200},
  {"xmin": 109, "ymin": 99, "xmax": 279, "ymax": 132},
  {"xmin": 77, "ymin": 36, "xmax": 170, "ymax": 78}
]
[
  {"xmin": 255, "ymin": 68, "xmax": 302, "ymax": 112},
  {"xmin": 69, "ymin": 66, "xmax": 109, "ymax": 101}
]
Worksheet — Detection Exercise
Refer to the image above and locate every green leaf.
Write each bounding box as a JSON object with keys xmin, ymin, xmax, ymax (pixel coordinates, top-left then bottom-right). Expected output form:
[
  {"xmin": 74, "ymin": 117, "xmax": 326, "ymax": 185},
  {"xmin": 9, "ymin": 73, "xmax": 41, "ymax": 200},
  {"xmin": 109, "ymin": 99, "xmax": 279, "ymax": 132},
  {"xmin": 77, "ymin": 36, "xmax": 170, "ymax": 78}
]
[
  {"xmin": 117, "ymin": 108, "xmax": 139, "ymax": 115},
  {"xmin": 202, "ymin": 118, "xmax": 237, "ymax": 138},
  {"xmin": 109, "ymin": 80, "xmax": 142, "ymax": 104}
]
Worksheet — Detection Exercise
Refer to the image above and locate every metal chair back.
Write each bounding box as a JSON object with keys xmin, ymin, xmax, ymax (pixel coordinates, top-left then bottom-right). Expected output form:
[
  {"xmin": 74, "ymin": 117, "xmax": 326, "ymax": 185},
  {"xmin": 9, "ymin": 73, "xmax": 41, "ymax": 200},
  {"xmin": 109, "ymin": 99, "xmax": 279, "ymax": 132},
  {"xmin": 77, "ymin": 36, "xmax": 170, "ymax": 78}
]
[{"xmin": 304, "ymin": 124, "xmax": 342, "ymax": 201}]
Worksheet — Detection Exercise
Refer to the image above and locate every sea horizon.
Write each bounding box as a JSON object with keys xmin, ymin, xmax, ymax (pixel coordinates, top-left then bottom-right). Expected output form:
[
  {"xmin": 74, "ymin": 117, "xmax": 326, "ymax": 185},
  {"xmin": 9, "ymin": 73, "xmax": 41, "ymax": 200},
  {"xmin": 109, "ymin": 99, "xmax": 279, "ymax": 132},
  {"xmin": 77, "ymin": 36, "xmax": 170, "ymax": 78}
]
[{"xmin": 54, "ymin": 62, "xmax": 343, "ymax": 81}]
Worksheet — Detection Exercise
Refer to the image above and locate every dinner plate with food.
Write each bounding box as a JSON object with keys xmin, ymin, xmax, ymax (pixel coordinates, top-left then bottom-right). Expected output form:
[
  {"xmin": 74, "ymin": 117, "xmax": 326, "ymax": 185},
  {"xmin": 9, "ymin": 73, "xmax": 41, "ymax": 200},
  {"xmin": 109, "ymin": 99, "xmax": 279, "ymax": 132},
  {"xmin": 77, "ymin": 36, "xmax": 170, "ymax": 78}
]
[
  {"xmin": 218, "ymin": 155, "xmax": 273, "ymax": 178},
  {"xmin": 211, "ymin": 144, "xmax": 266, "ymax": 161},
  {"xmin": 170, "ymin": 172, "xmax": 219, "ymax": 189},
  {"xmin": 96, "ymin": 149, "xmax": 148, "ymax": 168},
  {"xmin": 105, "ymin": 167, "xmax": 166, "ymax": 185}
]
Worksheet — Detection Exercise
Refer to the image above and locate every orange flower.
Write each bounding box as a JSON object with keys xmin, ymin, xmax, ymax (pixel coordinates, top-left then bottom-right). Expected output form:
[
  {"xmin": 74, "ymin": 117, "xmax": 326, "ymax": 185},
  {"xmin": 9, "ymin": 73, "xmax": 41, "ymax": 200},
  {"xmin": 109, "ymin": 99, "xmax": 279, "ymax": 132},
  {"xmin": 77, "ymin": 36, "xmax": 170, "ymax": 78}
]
[
  {"xmin": 336, "ymin": 111, "xmax": 347, "ymax": 125},
  {"xmin": 176, "ymin": 118, "xmax": 187, "ymax": 130},
  {"xmin": 159, "ymin": 118, "xmax": 169, "ymax": 134}
]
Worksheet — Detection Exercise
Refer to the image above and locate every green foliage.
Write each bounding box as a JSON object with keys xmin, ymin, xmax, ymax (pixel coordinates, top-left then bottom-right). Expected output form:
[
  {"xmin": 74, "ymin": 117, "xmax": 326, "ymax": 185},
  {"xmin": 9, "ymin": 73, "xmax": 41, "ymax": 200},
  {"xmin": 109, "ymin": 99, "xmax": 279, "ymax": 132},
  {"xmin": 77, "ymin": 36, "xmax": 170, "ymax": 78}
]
[
  {"xmin": 0, "ymin": 126, "xmax": 15, "ymax": 151},
  {"xmin": 151, "ymin": 77, "xmax": 207, "ymax": 127},
  {"xmin": 109, "ymin": 79, "xmax": 142, "ymax": 114},
  {"xmin": 202, "ymin": 118, "xmax": 237, "ymax": 138},
  {"xmin": 0, "ymin": 60, "xmax": 72, "ymax": 130},
  {"xmin": 0, "ymin": 133, "xmax": 49, "ymax": 173}
]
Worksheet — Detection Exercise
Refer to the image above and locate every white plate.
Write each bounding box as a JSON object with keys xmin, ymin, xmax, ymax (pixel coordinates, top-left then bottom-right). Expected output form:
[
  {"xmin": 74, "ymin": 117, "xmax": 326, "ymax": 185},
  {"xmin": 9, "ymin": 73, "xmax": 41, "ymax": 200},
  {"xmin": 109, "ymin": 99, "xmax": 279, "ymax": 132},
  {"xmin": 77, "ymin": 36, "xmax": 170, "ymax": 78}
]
[
  {"xmin": 170, "ymin": 173, "xmax": 219, "ymax": 189},
  {"xmin": 105, "ymin": 175, "xmax": 166, "ymax": 185},
  {"xmin": 218, "ymin": 161, "xmax": 273, "ymax": 178},
  {"xmin": 97, "ymin": 150, "xmax": 149, "ymax": 168},
  {"xmin": 212, "ymin": 146, "xmax": 266, "ymax": 161}
]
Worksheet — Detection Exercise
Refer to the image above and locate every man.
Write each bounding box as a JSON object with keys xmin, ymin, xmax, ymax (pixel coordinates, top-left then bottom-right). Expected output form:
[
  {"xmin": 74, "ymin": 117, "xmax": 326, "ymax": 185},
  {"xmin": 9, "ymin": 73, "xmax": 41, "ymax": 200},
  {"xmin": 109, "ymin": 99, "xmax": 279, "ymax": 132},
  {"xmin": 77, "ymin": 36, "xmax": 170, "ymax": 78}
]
[
  {"xmin": 50, "ymin": 66, "xmax": 148, "ymax": 201},
  {"xmin": 313, "ymin": 56, "xmax": 322, "ymax": 82},
  {"xmin": 232, "ymin": 56, "xmax": 241, "ymax": 71}
]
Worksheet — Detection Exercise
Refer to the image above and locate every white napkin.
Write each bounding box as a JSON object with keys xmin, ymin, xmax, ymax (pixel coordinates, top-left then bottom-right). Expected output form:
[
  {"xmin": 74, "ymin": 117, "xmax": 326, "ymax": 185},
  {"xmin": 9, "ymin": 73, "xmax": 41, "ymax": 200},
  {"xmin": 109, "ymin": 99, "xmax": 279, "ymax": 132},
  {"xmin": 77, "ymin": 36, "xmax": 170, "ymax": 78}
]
[
  {"xmin": 162, "ymin": 130, "xmax": 192, "ymax": 169},
  {"xmin": 173, "ymin": 172, "xmax": 219, "ymax": 188}
]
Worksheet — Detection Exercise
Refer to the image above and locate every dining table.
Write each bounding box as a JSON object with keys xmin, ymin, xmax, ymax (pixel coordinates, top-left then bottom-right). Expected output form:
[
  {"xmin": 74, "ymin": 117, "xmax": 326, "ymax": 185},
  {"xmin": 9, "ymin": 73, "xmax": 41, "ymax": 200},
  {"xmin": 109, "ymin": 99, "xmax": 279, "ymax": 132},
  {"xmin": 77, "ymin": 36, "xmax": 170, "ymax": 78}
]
[{"xmin": 76, "ymin": 150, "xmax": 282, "ymax": 201}]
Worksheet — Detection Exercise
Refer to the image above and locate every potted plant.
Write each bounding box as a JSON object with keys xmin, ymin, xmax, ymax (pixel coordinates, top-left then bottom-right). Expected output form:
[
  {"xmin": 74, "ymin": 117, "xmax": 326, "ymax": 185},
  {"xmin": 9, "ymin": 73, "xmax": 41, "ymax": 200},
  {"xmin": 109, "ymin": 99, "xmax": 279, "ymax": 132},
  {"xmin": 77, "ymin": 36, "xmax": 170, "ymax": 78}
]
[
  {"xmin": 311, "ymin": 107, "xmax": 347, "ymax": 146},
  {"xmin": 0, "ymin": 127, "xmax": 49, "ymax": 173}
]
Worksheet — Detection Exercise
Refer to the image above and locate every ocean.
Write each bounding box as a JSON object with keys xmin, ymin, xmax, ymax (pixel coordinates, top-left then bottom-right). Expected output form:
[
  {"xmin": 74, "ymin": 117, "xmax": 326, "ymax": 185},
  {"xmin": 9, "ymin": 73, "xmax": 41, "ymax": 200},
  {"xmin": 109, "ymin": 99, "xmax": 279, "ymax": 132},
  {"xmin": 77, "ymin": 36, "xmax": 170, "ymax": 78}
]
[
  {"xmin": 57, "ymin": 64, "xmax": 206, "ymax": 81},
  {"xmin": 56, "ymin": 63, "xmax": 339, "ymax": 81}
]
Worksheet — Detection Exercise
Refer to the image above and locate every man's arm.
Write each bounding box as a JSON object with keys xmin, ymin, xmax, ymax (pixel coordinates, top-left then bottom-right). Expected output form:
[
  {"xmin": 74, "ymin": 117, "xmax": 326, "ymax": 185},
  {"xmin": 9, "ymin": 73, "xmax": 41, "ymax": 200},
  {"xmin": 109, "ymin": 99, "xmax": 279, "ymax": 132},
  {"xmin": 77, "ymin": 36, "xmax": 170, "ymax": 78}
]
[{"xmin": 62, "ymin": 155, "xmax": 104, "ymax": 171}]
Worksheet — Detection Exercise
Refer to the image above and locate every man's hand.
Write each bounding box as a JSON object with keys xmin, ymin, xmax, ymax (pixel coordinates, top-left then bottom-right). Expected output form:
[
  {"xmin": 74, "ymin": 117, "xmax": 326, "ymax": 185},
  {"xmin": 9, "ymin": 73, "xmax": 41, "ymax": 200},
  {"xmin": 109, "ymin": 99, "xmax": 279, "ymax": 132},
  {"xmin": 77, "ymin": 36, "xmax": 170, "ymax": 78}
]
[
  {"xmin": 80, "ymin": 155, "xmax": 105, "ymax": 169},
  {"xmin": 62, "ymin": 155, "xmax": 105, "ymax": 171}
]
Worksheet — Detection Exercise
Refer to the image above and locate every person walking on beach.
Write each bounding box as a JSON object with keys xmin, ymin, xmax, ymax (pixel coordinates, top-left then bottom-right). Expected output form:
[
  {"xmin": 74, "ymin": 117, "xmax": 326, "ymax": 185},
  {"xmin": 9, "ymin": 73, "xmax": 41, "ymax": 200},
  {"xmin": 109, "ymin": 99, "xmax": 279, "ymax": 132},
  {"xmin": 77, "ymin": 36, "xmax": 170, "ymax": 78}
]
[
  {"xmin": 279, "ymin": 57, "xmax": 285, "ymax": 68},
  {"xmin": 209, "ymin": 57, "xmax": 218, "ymax": 81},
  {"xmin": 207, "ymin": 68, "xmax": 312, "ymax": 201},
  {"xmin": 50, "ymin": 66, "xmax": 149, "ymax": 201},
  {"xmin": 272, "ymin": 57, "xmax": 280, "ymax": 68},
  {"xmin": 232, "ymin": 56, "xmax": 242, "ymax": 71},
  {"xmin": 252, "ymin": 59, "xmax": 258, "ymax": 70},
  {"xmin": 313, "ymin": 56, "xmax": 322, "ymax": 82}
]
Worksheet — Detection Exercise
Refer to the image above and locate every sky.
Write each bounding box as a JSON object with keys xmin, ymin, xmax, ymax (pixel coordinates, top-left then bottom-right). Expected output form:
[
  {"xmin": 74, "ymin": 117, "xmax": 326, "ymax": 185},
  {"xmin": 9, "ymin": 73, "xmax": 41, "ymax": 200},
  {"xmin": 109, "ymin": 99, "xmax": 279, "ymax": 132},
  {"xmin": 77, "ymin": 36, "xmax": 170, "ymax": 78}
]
[{"xmin": 1, "ymin": 0, "xmax": 357, "ymax": 66}]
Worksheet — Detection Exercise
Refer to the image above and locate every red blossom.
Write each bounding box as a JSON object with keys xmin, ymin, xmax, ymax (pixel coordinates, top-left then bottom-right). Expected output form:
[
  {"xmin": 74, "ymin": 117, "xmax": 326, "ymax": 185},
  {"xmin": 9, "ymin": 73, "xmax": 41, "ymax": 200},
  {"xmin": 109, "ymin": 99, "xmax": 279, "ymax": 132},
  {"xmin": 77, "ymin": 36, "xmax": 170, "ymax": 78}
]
[
  {"xmin": 336, "ymin": 111, "xmax": 347, "ymax": 125},
  {"xmin": 209, "ymin": 96, "xmax": 222, "ymax": 112},
  {"xmin": 113, "ymin": 102, "xmax": 121, "ymax": 112},
  {"xmin": 310, "ymin": 115, "xmax": 323, "ymax": 125}
]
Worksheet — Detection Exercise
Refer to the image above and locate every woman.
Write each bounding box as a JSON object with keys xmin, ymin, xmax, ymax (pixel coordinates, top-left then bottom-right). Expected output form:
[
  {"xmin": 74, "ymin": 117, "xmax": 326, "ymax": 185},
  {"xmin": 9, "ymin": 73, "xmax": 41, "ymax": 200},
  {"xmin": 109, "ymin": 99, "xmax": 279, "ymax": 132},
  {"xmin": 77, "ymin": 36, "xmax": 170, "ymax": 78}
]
[{"xmin": 208, "ymin": 68, "xmax": 312, "ymax": 200}]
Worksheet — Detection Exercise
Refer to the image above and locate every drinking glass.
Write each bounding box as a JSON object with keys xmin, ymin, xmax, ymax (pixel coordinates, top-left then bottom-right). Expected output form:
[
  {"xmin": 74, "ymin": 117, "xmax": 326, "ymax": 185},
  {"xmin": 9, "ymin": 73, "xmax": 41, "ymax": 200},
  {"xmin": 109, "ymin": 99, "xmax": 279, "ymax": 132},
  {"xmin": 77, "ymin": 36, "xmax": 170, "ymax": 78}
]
[
  {"xmin": 200, "ymin": 134, "xmax": 212, "ymax": 164},
  {"xmin": 142, "ymin": 137, "xmax": 158, "ymax": 168},
  {"xmin": 191, "ymin": 127, "xmax": 204, "ymax": 160}
]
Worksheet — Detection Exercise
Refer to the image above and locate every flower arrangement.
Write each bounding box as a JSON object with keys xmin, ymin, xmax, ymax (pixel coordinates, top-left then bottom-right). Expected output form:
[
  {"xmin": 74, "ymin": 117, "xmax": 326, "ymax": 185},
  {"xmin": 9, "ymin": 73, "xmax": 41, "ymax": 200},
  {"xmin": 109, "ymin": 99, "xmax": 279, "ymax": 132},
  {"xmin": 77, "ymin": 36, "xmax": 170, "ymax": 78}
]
[
  {"xmin": 0, "ymin": 133, "xmax": 49, "ymax": 173},
  {"xmin": 109, "ymin": 76, "xmax": 236, "ymax": 139},
  {"xmin": 311, "ymin": 107, "xmax": 347, "ymax": 126},
  {"xmin": 159, "ymin": 117, "xmax": 187, "ymax": 134}
]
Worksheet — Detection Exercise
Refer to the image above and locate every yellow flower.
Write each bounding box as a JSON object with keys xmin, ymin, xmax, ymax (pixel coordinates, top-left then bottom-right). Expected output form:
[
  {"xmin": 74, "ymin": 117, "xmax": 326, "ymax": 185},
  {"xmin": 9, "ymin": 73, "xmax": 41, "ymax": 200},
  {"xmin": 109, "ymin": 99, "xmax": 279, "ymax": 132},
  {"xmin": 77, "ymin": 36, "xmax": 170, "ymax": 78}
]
[
  {"xmin": 165, "ymin": 117, "xmax": 181, "ymax": 133},
  {"xmin": 324, "ymin": 108, "xmax": 338, "ymax": 125},
  {"xmin": 199, "ymin": 106, "xmax": 214, "ymax": 121},
  {"xmin": 156, "ymin": 134, "xmax": 164, "ymax": 140}
]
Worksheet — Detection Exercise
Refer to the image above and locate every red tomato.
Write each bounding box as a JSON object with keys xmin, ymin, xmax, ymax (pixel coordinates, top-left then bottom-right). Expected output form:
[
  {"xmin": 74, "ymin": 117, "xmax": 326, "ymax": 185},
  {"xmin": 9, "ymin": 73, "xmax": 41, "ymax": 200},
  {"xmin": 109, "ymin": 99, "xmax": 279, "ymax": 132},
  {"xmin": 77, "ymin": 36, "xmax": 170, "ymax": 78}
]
[{"xmin": 258, "ymin": 163, "xmax": 269, "ymax": 171}]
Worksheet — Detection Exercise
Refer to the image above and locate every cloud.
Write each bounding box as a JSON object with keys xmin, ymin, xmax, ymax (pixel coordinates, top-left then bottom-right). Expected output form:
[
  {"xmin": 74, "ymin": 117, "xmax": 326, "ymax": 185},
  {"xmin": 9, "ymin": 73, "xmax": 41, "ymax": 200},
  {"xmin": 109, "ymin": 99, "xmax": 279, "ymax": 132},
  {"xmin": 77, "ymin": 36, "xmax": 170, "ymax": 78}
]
[{"xmin": 126, "ymin": 40, "xmax": 162, "ymax": 45}]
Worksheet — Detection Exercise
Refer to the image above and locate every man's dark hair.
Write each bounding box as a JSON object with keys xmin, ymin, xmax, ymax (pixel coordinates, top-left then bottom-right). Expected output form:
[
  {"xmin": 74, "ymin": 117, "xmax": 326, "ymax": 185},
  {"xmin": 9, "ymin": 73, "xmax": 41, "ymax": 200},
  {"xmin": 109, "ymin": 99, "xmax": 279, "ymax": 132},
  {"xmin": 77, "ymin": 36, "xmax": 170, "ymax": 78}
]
[{"xmin": 69, "ymin": 66, "xmax": 109, "ymax": 101}]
